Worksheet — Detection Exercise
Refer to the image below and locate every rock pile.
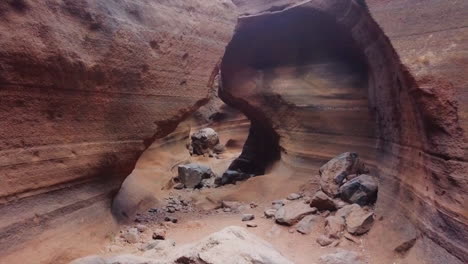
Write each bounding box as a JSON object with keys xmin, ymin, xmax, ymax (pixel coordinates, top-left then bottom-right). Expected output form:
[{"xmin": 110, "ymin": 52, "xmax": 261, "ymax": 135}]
[
  {"xmin": 262, "ymin": 152, "xmax": 378, "ymax": 247},
  {"xmin": 188, "ymin": 128, "xmax": 225, "ymax": 157}
]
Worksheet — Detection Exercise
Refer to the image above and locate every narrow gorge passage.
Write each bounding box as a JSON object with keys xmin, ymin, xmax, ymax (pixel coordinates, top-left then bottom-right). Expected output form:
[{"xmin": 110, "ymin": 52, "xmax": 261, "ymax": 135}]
[{"xmin": 0, "ymin": 1, "xmax": 467, "ymax": 264}]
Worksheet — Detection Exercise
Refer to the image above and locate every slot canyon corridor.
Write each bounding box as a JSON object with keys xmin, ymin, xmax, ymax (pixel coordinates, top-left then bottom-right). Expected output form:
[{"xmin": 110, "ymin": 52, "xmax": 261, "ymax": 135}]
[{"xmin": 0, "ymin": 0, "xmax": 467, "ymax": 263}]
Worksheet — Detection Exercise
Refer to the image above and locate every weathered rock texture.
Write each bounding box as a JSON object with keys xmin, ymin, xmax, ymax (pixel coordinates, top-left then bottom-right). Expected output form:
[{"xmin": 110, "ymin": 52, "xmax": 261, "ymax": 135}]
[
  {"xmin": 221, "ymin": 0, "xmax": 467, "ymax": 263},
  {"xmin": 0, "ymin": 0, "xmax": 236, "ymax": 263}
]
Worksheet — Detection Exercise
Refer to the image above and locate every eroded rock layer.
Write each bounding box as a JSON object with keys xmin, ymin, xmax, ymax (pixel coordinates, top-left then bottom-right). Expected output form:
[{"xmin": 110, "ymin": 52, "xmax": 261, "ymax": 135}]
[
  {"xmin": 0, "ymin": 0, "xmax": 236, "ymax": 262},
  {"xmin": 221, "ymin": 0, "xmax": 467, "ymax": 263}
]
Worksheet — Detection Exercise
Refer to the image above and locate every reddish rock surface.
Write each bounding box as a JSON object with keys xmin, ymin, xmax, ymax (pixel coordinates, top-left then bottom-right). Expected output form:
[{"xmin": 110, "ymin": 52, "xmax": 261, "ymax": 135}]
[
  {"xmin": 0, "ymin": 0, "xmax": 236, "ymax": 263},
  {"xmin": 221, "ymin": 0, "xmax": 467, "ymax": 263}
]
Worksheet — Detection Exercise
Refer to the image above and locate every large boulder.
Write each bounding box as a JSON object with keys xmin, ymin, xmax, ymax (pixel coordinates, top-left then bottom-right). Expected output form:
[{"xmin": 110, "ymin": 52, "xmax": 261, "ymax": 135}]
[
  {"xmin": 319, "ymin": 152, "xmax": 367, "ymax": 197},
  {"xmin": 177, "ymin": 164, "xmax": 215, "ymax": 189},
  {"xmin": 190, "ymin": 128, "xmax": 221, "ymax": 155},
  {"xmin": 275, "ymin": 200, "xmax": 317, "ymax": 226},
  {"xmin": 339, "ymin": 174, "xmax": 378, "ymax": 205},
  {"xmin": 71, "ymin": 226, "xmax": 293, "ymax": 264}
]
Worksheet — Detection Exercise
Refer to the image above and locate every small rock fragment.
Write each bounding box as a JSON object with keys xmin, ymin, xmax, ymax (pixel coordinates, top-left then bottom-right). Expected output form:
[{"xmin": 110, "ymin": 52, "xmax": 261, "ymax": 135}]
[
  {"xmin": 335, "ymin": 204, "xmax": 361, "ymax": 219},
  {"xmin": 135, "ymin": 224, "xmax": 148, "ymax": 233},
  {"xmin": 222, "ymin": 201, "xmax": 241, "ymax": 211},
  {"xmin": 173, "ymin": 183, "xmax": 184, "ymax": 190},
  {"xmin": 264, "ymin": 209, "xmax": 277, "ymax": 218},
  {"xmin": 164, "ymin": 216, "xmax": 178, "ymax": 223},
  {"xmin": 318, "ymin": 250, "xmax": 364, "ymax": 264},
  {"xmin": 296, "ymin": 215, "xmax": 319, "ymax": 234},
  {"xmin": 287, "ymin": 193, "xmax": 302, "ymax": 200},
  {"xmin": 310, "ymin": 191, "xmax": 336, "ymax": 211},
  {"xmin": 246, "ymin": 222, "xmax": 258, "ymax": 228},
  {"xmin": 242, "ymin": 214, "xmax": 255, "ymax": 221},
  {"xmin": 316, "ymin": 235, "xmax": 334, "ymax": 246},
  {"xmin": 394, "ymin": 237, "xmax": 418, "ymax": 254},
  {"xmin": 152, "ymin": 229, "xmax": 166, "ymax": 240},
  {"xmin": 121, "ymin": 228, "xmax": 139, "ymax": 244},
  {"xmin": 275, "ymin": 200, "xmax": 317, "ymax": 226},
  {"xmin": 272, "ymin": 199, "xmax": 286, "ymax": 210},
  {"xmin": 345, "ymin": 208, "xmax": 374, "ymax": 235},
  {"xmin": 325, "ymin": 216, "xmax": 345, "ymax": 239},
  {"xmin": 344, "ymin": 233, "xmax": 360, "ymax": 244}
]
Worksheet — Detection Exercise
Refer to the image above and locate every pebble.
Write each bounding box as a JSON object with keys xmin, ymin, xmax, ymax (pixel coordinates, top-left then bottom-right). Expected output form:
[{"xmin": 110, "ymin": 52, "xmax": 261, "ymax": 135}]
[{"xmin": 242, "ymin": 214, "xmax": 255, "ymax": 221}]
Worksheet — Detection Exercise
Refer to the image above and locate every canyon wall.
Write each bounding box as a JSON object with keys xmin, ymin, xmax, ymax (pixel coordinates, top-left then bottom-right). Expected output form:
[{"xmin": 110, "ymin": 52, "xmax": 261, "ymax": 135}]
[
  {"xmin": 0, "ymin": 0, "xmax": 236, "ymax": 263},
  {"xmin": 221, "ymin": 0, "xmax": 467, "ymax": 263}
]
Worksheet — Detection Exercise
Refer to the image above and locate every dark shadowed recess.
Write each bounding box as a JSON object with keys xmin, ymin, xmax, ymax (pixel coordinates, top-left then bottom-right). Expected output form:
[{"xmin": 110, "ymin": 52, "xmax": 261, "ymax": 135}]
[{"xmin": 220, "ymin": 6, "xmax": 369, "ymax": 175}]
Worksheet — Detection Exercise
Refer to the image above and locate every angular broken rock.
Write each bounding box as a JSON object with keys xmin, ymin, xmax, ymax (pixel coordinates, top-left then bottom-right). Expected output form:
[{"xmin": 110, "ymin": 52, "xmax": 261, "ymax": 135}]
[
  {"xmin": 316, "ymin": 235, "xmax": 334, "ymax": 246},
  {"xmin": 325, "ymin": 216, "xmax": 345, "ymax": 239},
  {"xmin": 318, "ymin": 250, "xmax": 364, "ymax": 264},
  {"xmin": 190, "ymin": 128, "xmax": 220, "ymax": 156},
  {"xmin": 246, "ymin": 222, "xmax": 258, "ymax": 228},
  {"xmin": 222, "ymin": 200, "xmax": 241, "ymax": 211},
  {"xmin": 178, "ymin": 163, "xmax": 215, "ymax": 188},
  {"xmin": 121, "ymin": 228, "xmax": 139, "ymax": 244},
  {"xmin": 272, "ymin": 199, "xmax": 286, "ymax": 210},
  {"xmin": 345, "ymin": 207, "xmax": 374, "ymax": 235},
  {"xmin": 296, "ymin": 215, "xmax": 319, "ymax": 234},
  {"xmin": 319, "ymin": 152, "xmax": 366, "ymax": 197},
  {"xmin": 310, "ymin": 191, "xmax": 336, "ymax": 211},
  {"xmin": 264, "ymin": 208, "xmax": 277, "ymax": 218},
  {"xmin": 275, "ymin": 200, "xmax": 317, "ymax": 226},
  {"xmin": 339, "ymin": 174, "xmax": 378, "ymax": 206},
  {"xmin": 287, "ymin": 193, "xmax": 302, "ymax": 200},
  {"xmin": 242, "ymin": 214, "xmax": 255, "ymax": 221},
  {"xmin": 335, "ymin": 204, "xmax": 361, "ymax": 219},
  {"xmin": 152, "ymin": 228, "xmax": 166, "ymax": 240},
  {"xmin": 216, "ymin": 170, "xmax": 253, "ymax": 186}
]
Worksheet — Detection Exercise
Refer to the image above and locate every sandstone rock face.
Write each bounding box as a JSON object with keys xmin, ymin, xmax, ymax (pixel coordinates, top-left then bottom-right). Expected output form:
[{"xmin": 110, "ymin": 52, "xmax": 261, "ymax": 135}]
[
  {"xmin": 222, "ymin": 0, "xmax": 467, "ymax": 262},
  {"xmin": 0, "ymin": 0, "xmax": 237, "ymax": 262}
]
